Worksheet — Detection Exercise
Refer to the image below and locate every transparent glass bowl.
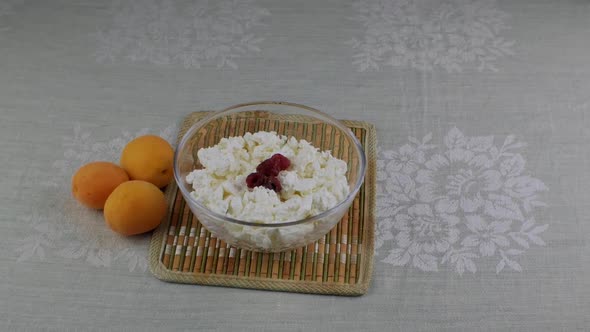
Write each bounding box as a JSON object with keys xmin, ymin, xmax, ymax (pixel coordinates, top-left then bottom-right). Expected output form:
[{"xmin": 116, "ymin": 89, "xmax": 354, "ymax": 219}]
[{"xmin": 174, "ymin": 102, "xmax": 367, "ymax": 252}]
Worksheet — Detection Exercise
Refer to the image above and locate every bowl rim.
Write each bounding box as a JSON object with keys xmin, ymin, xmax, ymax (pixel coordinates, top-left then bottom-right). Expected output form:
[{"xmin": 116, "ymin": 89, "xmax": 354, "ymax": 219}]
[{"xmin": 173, "ymin": 101, "xmax": 367, "ymax": 228}]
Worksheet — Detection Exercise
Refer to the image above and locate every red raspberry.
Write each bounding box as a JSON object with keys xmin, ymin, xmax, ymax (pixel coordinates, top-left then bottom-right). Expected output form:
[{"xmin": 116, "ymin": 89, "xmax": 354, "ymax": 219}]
[
  {"xmin": 256, "ymin": 159, "xmax": 280, "ymax": 177},
  {"xmin": 256, "ymin": 154, "xmax": 291, "ymax": 176},
  {"xmin": 246, "ymin": 172, "xmax": 265, "ymax": 188},
  {"xmin": 264, "ymin": 176, "xmax": 282, "ymax": 192},
  {"xmin": 270, "ymin": 154, "xmax": 291, "ymax": 171},
  {"xmin": 247, "ymin": 154, "xmax": 291, "ymax": 192}
]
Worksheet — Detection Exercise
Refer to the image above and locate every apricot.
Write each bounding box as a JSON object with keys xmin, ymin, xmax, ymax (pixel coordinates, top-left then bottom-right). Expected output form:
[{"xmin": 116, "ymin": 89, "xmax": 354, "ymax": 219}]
[
  {"xmin": 120, "ymin": 135, "xmax": 174, "ymax": 188},
  {"xmin": 103, "ymin": 180, "xmax": 168, "ymax": 236},
  {"xmin": 71, "ymin": 161, "xmax": 129, "ymax": 209}
]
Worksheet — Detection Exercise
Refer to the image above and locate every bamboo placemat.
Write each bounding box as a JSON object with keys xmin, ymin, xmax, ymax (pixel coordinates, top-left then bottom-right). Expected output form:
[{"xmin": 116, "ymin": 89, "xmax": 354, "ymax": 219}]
[{"xmin": 149, "ymin": 111, "xmax": 376, "ymax": 296}]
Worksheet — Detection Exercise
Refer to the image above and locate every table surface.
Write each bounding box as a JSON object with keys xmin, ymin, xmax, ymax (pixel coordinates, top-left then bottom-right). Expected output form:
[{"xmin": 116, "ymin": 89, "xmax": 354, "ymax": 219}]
[{"xmin": 2, "ymin": 0, "xmax": 589, "ymax": 331}]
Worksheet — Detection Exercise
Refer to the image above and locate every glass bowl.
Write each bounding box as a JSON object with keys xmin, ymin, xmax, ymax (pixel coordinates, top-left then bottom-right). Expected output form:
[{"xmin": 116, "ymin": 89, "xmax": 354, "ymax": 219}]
[{"xmin": 174, "ymin": 101, "xmax": 367, "ymax": 252}]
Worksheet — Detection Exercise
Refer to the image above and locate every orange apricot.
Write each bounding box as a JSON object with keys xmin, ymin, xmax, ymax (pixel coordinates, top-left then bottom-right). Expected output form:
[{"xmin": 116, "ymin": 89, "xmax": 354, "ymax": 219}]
[
  {"xmin": 120, "ymin": 135, "xmax": 174, "ymax": 188},
  {"xmin": 71, "ymin": 161, "xmax": 129, "ymax": 209},
  {"xmin": 103, "ymin": 180, "xmax": 168, "ymax": 236}
]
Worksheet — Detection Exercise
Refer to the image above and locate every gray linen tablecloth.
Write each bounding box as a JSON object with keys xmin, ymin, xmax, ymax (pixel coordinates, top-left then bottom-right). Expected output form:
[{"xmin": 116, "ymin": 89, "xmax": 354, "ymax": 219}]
[{"xmin": 2, "ymin": 0, "xmax": 589, "ymax": 331}]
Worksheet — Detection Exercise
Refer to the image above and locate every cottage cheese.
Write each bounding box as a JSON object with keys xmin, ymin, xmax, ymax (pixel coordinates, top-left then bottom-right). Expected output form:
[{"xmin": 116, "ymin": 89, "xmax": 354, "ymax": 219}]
[{"xmin": 186, "ymin": 131, "xmax": 349, "ymax": 223}]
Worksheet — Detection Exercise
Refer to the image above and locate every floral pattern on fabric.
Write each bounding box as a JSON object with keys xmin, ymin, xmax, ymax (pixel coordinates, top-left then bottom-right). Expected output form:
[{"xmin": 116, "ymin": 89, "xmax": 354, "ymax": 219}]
[
  {"xmin": 349, "ymin": 0, "xmax": 514, "ymax": 72},
  {"xmin": 375, "ymin": 128, "xmax": 548, "ymax": 274},
  {"xmin": 95, "ymin": 0, "xmax": 270, "ymax": 69}
]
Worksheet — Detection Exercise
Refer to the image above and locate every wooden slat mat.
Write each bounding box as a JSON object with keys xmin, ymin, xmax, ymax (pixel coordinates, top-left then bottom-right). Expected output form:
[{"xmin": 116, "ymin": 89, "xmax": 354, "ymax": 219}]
[{"xmin": 149, "ymin": 111, "xmax": 376, "ymax": 296}]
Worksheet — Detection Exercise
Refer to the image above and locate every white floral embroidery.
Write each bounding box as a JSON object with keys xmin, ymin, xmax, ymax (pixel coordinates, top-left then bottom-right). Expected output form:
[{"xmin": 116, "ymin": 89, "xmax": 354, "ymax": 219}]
[
  {"xmin": 376, "ymin": 128, "xmax": 548, "ymax": 275},
  {"xmin": 94, "ymin": 0, "xmax": 270, "ymax": 69},
  {"xmin": 15, "ymin": 124, "xmax": 178, "ymax": 272},
  {"xmin": 349, "ymin": 0, "xmax": 514, "ymax": 72}
]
